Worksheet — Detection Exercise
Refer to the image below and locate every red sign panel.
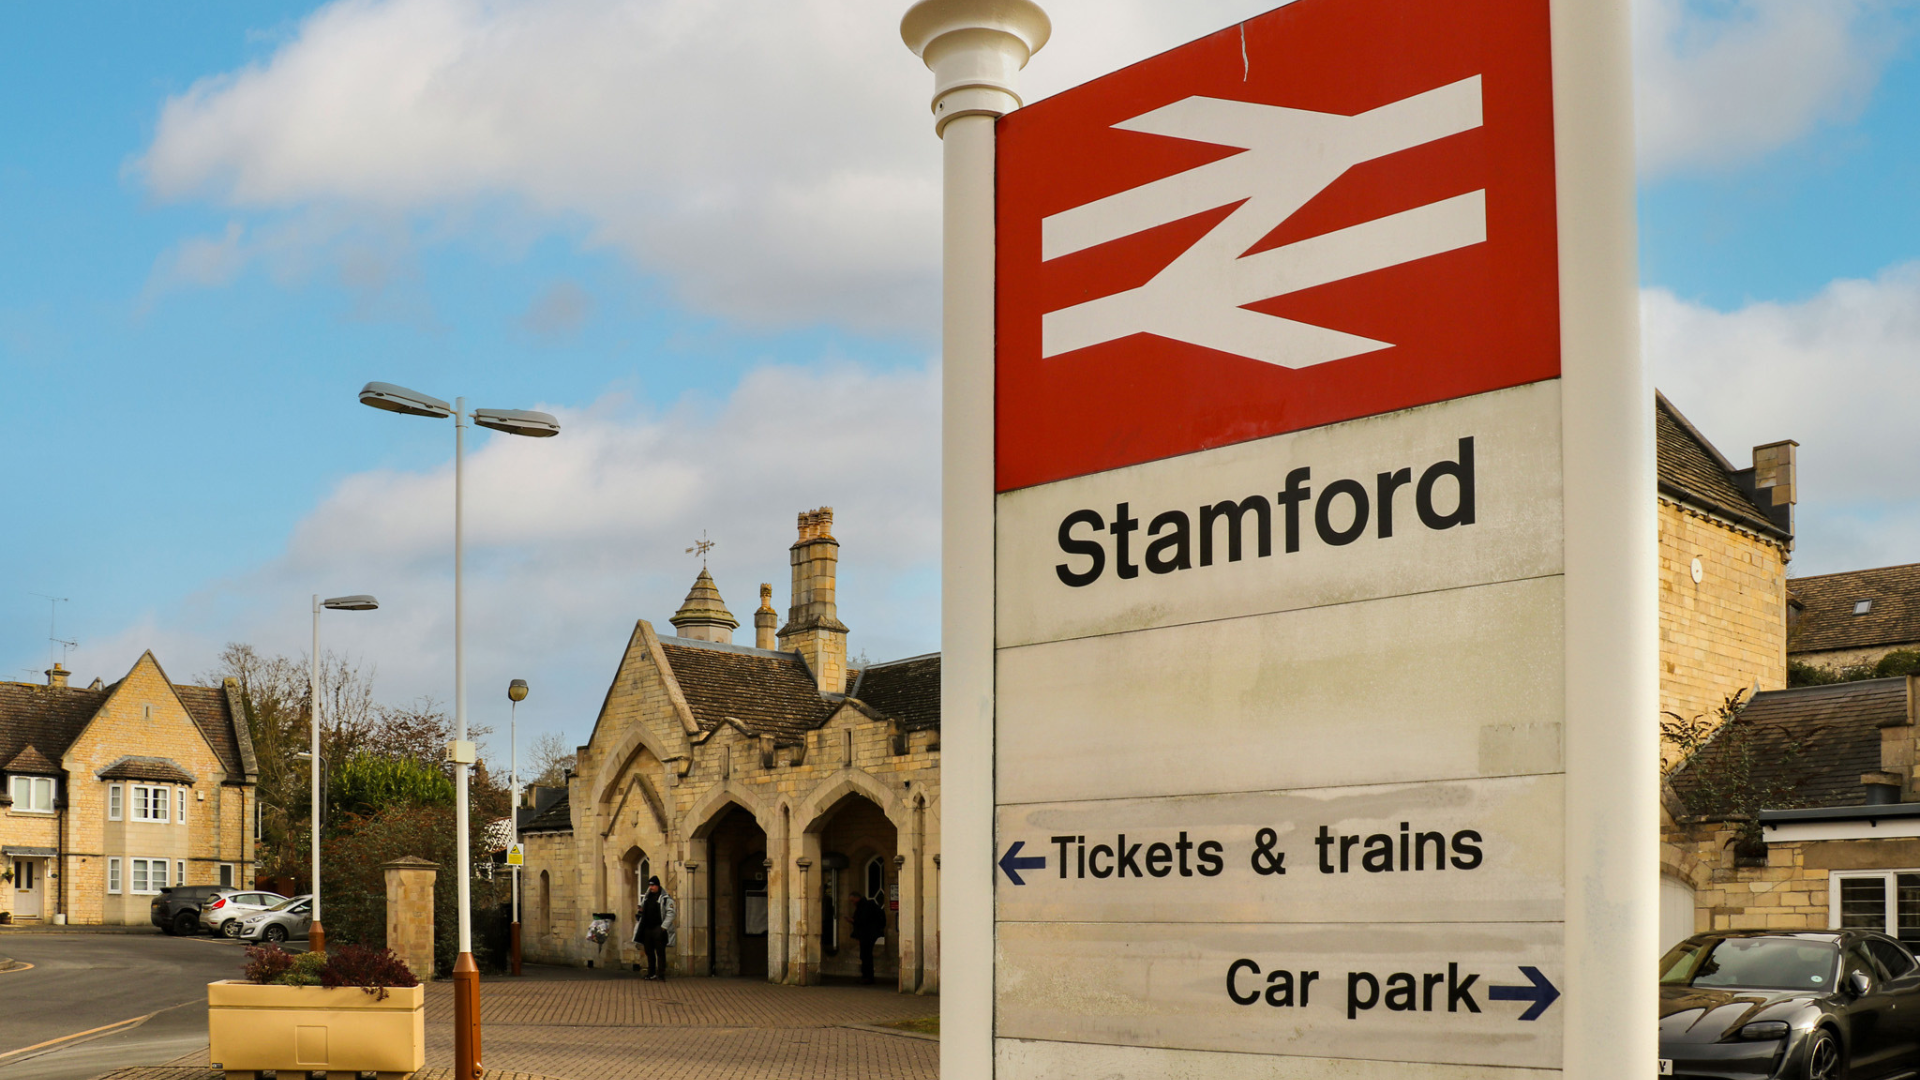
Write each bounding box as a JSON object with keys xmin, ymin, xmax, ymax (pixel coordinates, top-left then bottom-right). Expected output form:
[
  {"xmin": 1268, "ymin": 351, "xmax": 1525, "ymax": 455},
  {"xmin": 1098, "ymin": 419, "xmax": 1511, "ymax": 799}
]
[{"xmin": 996, "ymin": 0, "xmax": 1560, "ymax": 492}]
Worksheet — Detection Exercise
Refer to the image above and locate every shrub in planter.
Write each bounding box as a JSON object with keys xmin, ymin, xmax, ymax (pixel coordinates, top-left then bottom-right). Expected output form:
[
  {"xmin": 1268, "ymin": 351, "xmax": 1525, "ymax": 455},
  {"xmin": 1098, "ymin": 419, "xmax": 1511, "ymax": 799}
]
[{"xmin": 212, "ymin": 945, "xmax": 424, "ymax": 1078}]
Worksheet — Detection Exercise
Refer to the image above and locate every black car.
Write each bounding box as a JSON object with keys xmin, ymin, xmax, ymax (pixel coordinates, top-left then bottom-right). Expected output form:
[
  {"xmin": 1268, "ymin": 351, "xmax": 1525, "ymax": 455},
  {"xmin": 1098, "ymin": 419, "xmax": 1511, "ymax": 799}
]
[
  {"xmin": 149, "ymin": 884, "xmax": 233, "ymax": 936},
  {"xmin": 1660, "ymin": 929, "xmax": 1920, "ymax": 1079}
]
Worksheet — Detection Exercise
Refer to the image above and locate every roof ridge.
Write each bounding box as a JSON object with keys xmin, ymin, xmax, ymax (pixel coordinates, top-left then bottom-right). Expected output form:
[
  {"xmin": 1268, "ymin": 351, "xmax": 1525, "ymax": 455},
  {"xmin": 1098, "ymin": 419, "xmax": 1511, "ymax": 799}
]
[{"xmin": 1790, "ymin": 562, "xmax": 1920, "ymax": 583}]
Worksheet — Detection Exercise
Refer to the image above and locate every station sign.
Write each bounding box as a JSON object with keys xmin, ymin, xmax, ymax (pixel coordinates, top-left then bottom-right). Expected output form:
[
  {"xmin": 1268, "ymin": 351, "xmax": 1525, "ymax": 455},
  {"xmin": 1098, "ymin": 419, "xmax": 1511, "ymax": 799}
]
[{"xmin": 988, "ymin": 0, "xmax": 1646, "ymax": 1075}]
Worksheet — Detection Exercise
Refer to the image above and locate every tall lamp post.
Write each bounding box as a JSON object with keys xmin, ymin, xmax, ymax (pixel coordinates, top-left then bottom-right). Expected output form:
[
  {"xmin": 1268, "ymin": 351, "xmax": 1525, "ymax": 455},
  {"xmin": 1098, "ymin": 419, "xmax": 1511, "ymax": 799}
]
[
  {"xmin": 507, "ymin": 678, "xmax": 528, "ymax": 977},
  {"xmin": 358, "ymin": 382, "xmax": 559, "ymax": 1080},
  {"xmin": 310, "ymin": 593, "xmax": 379, "ymax": 954}
]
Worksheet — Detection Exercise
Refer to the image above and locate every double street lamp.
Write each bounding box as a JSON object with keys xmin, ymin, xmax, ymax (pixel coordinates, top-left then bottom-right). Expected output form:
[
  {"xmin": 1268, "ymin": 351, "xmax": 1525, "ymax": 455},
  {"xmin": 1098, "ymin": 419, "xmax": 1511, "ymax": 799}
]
[
  {"xmin": 310, "ymin": 593, "xmax": 378, "ymax": 955},
  {"xmin": 358, "ymin": 382, "xmax": 558, "ymax": 1080}
]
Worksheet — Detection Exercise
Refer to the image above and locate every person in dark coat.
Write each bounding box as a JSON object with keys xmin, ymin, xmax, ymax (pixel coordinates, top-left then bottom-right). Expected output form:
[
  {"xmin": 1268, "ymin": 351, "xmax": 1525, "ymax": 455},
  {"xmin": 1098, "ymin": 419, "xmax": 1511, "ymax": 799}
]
[
  {"xmin": 849, "ymin": 891, "xmax": 887, "ymax": 985},
  {"xmin": 635, "ymin": 876, "xmax": 676, "ymax": 981}
]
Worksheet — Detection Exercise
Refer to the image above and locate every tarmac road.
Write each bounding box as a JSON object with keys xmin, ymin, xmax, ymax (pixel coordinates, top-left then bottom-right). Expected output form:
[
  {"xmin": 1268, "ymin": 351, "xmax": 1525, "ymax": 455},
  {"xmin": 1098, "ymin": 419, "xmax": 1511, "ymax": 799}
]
[{"xmin": 0, "ymin": 930, "xmax": 246, "ymax": 1080}]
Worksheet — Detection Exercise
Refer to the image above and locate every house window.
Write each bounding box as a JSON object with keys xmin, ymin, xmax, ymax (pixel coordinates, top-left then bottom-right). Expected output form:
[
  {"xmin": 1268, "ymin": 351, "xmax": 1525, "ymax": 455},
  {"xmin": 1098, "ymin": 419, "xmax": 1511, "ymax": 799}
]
[
  {"xmin": 865, "ymin": 856, "xmax": 885, "ymax": 902},
  {"xmin": 9, "ymin": 775, "xmax": 55, "ymax": 813},
  {"xmin": 219, "ymin": 864, "xmax": 234, "ymax": 888},
  {"xmin": 177, "ymin": 788, "xmax": 187, "ymax": 824},
  {"xmin": 1855, "ymin": 599, "xmax": 1874, "ymax": 615},
  {"xmin": 1831, "ymin": 870, "xmax": 1920, "ymax": 942},
  {"xmin": 108, "ymin": 857, "xmax": 122, "ymax": 894},
  {"xmin": 130, "ymin": 857, "xmax": 171, "ymax": 894},
  {"xmin": 131, "ymin": 785, "xmax": 171, "ymax": 823},
  {"xmin": 108, "ymin": 784, "xmax": 123, "ymax": 821},
  {"xmin": 176, "ymin": 860, "xmax": 187, "ymax": 887}
]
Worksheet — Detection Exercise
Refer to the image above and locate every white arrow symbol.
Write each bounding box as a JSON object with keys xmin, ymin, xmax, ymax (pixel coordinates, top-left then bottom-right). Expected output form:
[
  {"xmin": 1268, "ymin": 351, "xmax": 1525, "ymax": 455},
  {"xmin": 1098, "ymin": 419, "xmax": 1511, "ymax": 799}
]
[{"xmin": 1041, "ymin": 76, "xmax": 1487, "ymax": 369}]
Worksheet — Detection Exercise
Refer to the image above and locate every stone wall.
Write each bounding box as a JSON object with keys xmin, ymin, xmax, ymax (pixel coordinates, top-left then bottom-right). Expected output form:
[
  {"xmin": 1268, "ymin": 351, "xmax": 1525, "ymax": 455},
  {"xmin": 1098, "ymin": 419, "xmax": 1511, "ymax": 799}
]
[{"xmin": 1659, "ymin": 498, "xmax": 1791, "ymax": 759}]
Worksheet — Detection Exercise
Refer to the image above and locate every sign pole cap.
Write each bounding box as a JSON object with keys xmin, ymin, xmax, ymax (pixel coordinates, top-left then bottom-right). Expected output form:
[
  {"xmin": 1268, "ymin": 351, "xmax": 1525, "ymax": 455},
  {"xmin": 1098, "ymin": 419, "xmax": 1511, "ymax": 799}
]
[{"xmin": 901, "ymin": 0, "xmax": 1051, "ymax": 132}]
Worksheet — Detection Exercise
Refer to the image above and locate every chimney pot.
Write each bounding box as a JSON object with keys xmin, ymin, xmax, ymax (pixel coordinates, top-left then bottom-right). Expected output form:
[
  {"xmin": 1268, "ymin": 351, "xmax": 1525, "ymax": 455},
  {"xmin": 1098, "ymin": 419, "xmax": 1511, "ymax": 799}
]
[{"xmin": 46, "ymin": 663, "xmax": 68, "ymax": 690}]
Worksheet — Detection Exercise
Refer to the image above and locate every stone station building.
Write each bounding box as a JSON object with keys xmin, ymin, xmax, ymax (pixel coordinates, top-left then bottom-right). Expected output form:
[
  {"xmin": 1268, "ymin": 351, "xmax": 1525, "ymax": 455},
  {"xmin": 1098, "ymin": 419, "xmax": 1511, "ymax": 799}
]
[{"xmin": 519, "ymin": 509, "xmax": 942, "ymax": 992}]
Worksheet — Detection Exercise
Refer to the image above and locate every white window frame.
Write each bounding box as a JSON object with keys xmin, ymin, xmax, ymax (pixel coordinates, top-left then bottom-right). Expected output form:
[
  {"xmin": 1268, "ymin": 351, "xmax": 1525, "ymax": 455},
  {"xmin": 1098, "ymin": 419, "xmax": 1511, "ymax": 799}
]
[
  {"xmin": 131, "ymin": 858, "xmax": 152, "ymax": 894},
  {"xmin": 1829, "ymin": 869, "xmax": 1920, "ymax": 940},
  {"xmin": 131, "ymin": 785, "xmax": 172, "ymax": 823},
  {"xmin": 108, "ymin": 783, "xmax": 123, "ymax": 821},
  {"xmin": 9, "ymin": 775, "xmax": 56, "ymax": 814},
  {"xmin": 107, "ymin": 857, "xmax": 122, "ymax": 894},
  {"xmin": 176, "ymin": 860, "xmax": 187, "ymax": 887},
  {"xmin": 177, "ymin": 788, "xmax": 187, "ymax": 824}
]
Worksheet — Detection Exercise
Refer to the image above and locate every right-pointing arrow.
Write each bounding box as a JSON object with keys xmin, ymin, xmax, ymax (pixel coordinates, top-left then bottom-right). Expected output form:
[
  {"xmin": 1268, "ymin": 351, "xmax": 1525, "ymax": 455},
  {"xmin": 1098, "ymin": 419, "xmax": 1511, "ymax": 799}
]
[{"xmin": 1488, "ymin": 966, "xmax": 1560, "ymax": 1021}]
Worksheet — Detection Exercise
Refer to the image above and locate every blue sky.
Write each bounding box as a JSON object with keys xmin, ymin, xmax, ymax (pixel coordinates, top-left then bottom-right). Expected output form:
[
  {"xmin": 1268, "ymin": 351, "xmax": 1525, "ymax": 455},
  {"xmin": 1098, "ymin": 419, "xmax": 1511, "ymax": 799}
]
[{"xmin": 4, "ymin": 0, "xmax": 1919, "ymax": 759}]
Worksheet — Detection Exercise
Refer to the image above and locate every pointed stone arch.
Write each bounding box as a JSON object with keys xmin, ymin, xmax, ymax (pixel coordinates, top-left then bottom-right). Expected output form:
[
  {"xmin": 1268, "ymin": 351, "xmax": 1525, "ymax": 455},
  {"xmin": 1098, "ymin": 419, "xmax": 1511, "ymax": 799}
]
[
  {"xmin": 687, "ymin": 781, "xmax": 776, "ymax": 837},
  {"xmin": 592, "ymin": 722, "xmax": 680, "ymax": 818},
  {"xmin": 797, "ymin": 766, "xmax": 908, "ymax": 835}
]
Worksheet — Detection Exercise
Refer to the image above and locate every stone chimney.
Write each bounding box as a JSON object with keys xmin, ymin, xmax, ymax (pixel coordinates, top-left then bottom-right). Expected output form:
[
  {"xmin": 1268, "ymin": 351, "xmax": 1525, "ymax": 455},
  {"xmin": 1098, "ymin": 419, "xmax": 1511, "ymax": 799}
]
[
  {"xmin": 778, "ymin": 508, "xmax": 849, "ymax": 693},
  {"xmin": 755, "ymin": 583, "xmax": 778, "ymax": 650},
  {"xmin": 45, "ymin": 663, "xmax": 68, "ymax": 690},
  {"xmin": 1751, "ymin": 440, "xmax": 1798, "ymax": 535},
  {"xmin": 669, "ymin": 568, "xmax": 739, "ymax": 643}
]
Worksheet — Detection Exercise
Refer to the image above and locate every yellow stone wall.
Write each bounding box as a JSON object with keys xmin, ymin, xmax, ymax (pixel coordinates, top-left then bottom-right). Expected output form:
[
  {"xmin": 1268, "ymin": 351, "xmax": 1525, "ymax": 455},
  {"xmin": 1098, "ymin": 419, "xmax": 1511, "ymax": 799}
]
[{"xmin": 1659, "ymin": 498, "xmax": 1791, "ymax": 755}]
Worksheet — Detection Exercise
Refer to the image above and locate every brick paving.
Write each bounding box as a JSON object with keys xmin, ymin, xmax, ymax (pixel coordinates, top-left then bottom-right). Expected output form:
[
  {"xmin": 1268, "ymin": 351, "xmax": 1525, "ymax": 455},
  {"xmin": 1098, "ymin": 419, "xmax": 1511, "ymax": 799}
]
[{"xmin": 134, "ymin": 968, "xmax": 937, "ymax": 1080}]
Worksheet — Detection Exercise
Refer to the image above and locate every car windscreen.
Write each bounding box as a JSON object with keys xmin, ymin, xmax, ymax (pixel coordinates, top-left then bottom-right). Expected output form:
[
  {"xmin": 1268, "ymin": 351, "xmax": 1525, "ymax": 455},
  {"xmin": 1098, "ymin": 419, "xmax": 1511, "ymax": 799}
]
[
  {"xmin": 265, "ymin": 897, "xmax": 306, "ymax": 912},
  {"xmin": 1661, "ymin": 937, "xmax": 1839, "ymax": 991}
]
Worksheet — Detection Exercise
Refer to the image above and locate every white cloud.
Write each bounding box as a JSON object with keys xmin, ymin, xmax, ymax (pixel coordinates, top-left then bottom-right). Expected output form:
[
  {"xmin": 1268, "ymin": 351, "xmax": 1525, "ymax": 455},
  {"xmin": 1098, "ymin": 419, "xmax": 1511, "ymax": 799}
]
[
  {"xmin": 136, "ymin": 0, "xmax": 1278, "ymax": 333},
  {"xmin": 74, "ymin": 359, "xmax": 942, "ymax": 754},
  {"xmin": 1634, "ymin": 0, "xmax": 1904, "ymax": 176},
  {"xmin": 1645, "ymin": 263, "xmax": 1920, "ymax": 574}
]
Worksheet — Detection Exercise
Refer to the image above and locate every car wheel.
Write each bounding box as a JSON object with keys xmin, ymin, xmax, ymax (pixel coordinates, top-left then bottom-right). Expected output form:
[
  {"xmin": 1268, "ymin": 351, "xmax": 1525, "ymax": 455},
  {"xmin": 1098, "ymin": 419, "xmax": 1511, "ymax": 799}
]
[
  {"xmin": 1804, "ymin": 1028, "xmax": 1843, "ymax": 1080},
  {"xmin": 222, "ymin": 919, "xmax": 243, "ymax": 939},
  {"xmin": 264, "ymin": 924, "xmax": 288, "ymax": 944},
  {"xmin": 174, "ymin": 912, "xmax": 199, "ymax": 936}
]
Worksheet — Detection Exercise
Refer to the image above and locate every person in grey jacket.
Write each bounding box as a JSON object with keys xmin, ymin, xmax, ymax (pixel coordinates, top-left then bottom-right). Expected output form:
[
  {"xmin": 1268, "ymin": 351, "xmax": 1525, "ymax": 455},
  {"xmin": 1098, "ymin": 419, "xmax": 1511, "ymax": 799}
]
[{"xmin": 635, "ymin": 876, "xmax": 677, "ymax": 980}]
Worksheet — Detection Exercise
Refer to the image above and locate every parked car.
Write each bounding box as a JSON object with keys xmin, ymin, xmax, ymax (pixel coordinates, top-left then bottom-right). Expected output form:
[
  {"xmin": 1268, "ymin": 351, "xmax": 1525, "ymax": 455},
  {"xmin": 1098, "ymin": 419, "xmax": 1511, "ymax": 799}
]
[
  {"xmin": 235, "ymin": 895, "xmax": 313, "ymax": 945},
  {"xmin": 200, "ymin": 890, "xmax": 290, "ymax": 938},
  {"xmin": 150, "ymin": 884, "xmax": 235, "ymax": 936},
  {"xmin": 1660, "ymin": 929, "xmax": 1920, "ymax": 1080}
]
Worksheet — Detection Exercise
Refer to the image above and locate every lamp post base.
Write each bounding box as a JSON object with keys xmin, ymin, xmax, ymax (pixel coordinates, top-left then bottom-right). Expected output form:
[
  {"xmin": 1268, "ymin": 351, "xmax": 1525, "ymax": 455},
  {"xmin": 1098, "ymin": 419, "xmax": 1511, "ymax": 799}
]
[
  {"xmin": 453, "ymin": 950, "xmax": 482, "ymax": 1079},
  {"xmin": 308, "ymin": 921, "xmax": 325, "ymax": 954},
  {"xmin": 509, "ymin": 921, "xmax": 522, "ymax": 976}
]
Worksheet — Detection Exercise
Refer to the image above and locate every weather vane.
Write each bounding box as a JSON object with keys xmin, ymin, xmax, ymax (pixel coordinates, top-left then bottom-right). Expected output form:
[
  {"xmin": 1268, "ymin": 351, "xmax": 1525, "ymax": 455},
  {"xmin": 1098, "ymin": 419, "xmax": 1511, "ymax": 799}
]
[{"xmin": 686, "ymin": 530, "xmax": 715, "ymax": 568}]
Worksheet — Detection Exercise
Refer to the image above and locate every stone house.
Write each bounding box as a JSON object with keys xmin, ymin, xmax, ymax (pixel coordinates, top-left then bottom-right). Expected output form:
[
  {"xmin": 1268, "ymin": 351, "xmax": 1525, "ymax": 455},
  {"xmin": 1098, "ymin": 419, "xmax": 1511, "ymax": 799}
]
[
  {"xmin": 519, "ymin": 508, "xmax": 941, "ymax": 992},
  {"xmin": 1654, "ymin": 392, "xmax": 1796, "ymax": 747},
  {"xmin": 1787, "ymin": 562, "xmax": 1920, "ymax": 675},
  {"xmin": 1, "ymin": 652, "xmax": 258, "ymax": 925},
  {"xmin": 1663, "ymin": 675, "xmax": 1920, "ymax": 947}
]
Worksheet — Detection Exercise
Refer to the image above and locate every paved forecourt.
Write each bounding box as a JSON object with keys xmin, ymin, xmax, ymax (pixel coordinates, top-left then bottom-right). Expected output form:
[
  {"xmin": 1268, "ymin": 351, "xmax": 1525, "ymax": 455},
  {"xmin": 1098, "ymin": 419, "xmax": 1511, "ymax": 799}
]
[{"xmin": 976, "ymin": 0, "xmax": 1653, "ymax": 1076}]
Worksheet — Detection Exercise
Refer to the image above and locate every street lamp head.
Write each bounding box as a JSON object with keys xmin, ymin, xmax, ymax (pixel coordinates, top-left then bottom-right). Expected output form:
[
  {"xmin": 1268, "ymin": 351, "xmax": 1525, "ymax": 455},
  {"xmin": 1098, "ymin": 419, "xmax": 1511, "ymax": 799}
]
[
  {"xmin": 322, "ymin": 594, "xmax": 380, "ymax": 612},
  {"xmin": 508, "ymin": 678, "xmax": 529, "ymax": 703},
  {"xmin": 473, "ymin": 408, "xmax": 561, "ymax": 438},
  {"xmin": 359, "ymin": 382, "xmax": 453, "ymax": 419}
]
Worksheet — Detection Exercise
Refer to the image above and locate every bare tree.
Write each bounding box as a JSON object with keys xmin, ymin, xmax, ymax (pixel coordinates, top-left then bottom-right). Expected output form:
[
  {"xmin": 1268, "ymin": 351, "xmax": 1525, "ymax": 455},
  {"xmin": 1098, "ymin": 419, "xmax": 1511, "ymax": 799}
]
[{"xmin": 526, "ymin": 731, "xmax": 576, "ymax": 788}]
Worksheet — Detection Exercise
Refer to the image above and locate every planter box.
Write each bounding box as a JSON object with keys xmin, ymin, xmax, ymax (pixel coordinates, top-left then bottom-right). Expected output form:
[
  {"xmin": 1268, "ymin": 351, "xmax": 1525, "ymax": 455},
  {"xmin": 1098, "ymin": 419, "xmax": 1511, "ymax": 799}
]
[{"xmin": 207, "ymin": 979, "xmax": 424, "ymax": 1079}]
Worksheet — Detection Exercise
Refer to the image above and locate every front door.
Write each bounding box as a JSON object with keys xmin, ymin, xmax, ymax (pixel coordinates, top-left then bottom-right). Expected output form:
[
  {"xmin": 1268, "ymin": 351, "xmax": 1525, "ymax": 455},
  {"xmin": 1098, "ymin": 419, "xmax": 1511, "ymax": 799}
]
[
  {"xmin": 12, "ymin": 859, "xmax": 42, "ymax": 918},
  {"xmin": 740, "ymin": 852, "xmax": 768, "ymax": 978}
]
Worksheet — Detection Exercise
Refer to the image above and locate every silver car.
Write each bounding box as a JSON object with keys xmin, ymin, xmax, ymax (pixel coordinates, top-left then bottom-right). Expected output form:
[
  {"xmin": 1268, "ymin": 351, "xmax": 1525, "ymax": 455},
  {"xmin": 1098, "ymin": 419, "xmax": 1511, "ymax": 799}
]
[
  {"xmin": 200, "ymin": 890, "xmax": 289, "ymax": 938},
  {"xmin": 235, "ymin": 894, "xmax": 312, "ymax": 945}
]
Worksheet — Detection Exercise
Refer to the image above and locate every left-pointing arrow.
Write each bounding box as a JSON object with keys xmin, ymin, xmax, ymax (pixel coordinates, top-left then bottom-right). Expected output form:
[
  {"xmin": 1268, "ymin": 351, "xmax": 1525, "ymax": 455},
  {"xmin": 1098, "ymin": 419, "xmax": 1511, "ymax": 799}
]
[
  {"xmin": 1488, "ymin": 966, "xmax": 1560, "ymax": 1021},
  {"xmin": 998, "ymin": 841, "xmax": 1048, "ymax": 886}
]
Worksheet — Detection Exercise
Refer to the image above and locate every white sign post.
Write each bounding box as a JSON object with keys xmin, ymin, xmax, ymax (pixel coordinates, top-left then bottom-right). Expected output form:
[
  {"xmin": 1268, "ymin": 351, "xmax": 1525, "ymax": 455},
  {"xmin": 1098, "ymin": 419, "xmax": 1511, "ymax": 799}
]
[{"xmin": 905, "ymin": 1, "xmax": 1652, "ymax": 1077}]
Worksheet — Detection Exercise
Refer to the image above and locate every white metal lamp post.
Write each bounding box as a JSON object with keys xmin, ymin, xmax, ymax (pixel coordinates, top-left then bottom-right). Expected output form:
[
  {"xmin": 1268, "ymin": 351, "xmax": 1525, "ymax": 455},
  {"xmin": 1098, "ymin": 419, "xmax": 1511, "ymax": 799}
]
[
  {"xmin": 357, "ymin": 381, "xmax": 558, "ymax": 1080},
  {"xmin": 309, "ymin": 592, "xmax": 378, "ymax": 955},
  {"xmin": 507, "ymin": 677, "xmax": 528, "ymax": 976}
]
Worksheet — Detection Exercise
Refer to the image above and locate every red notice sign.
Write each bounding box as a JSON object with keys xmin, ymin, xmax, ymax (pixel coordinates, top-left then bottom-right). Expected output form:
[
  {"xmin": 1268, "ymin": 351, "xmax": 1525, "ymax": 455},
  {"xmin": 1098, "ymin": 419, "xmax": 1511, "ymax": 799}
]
[{"xmin": 996, "ymin": 0, "xmax": 1560, "ymax": 493}]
